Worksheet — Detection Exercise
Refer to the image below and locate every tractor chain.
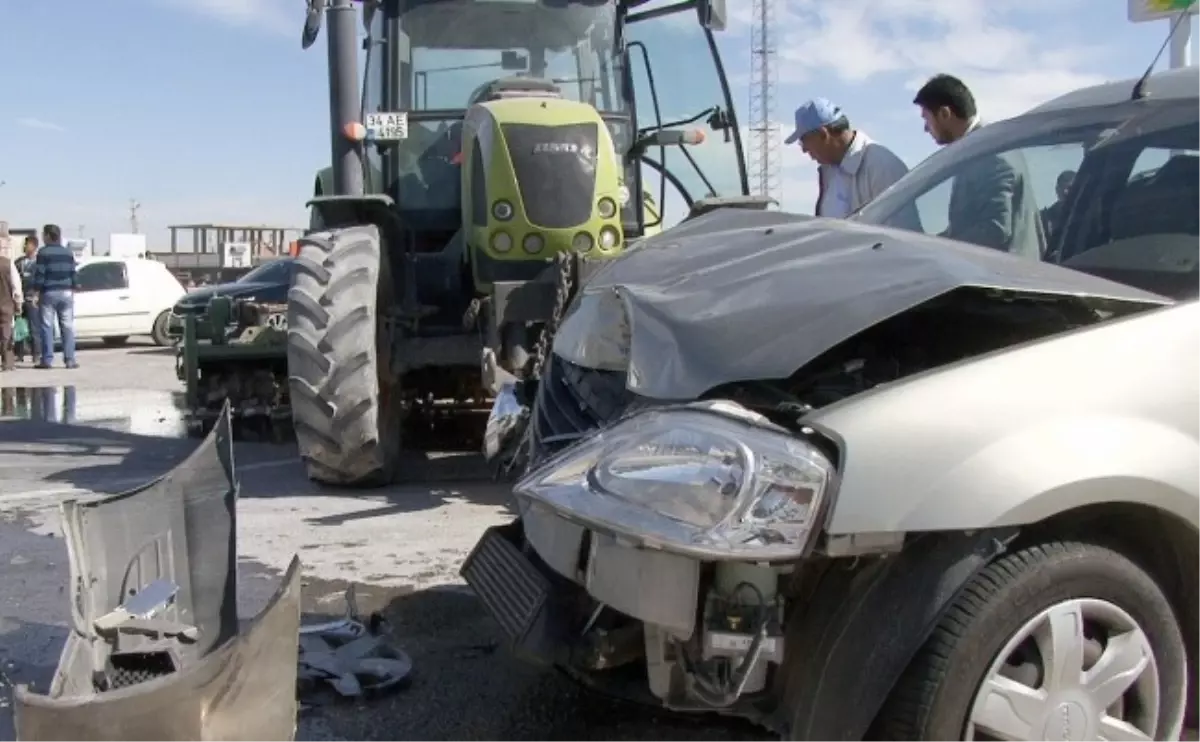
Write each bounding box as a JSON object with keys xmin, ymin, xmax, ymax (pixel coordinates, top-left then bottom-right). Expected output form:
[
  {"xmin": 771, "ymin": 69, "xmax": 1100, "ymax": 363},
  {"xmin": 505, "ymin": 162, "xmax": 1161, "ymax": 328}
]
[
  {"xmin": 495, "ymin": 252, "xmax": 583, "ymax": 481},
  {"xmin": 524, "ymin": 251, "xmax": 580, "ymax": 381}
]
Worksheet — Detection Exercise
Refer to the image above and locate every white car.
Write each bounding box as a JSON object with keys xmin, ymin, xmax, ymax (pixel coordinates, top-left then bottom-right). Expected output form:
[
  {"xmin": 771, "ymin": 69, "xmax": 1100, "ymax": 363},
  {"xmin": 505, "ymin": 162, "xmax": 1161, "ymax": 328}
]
[{"xmin": 61, "ymin": 257, "xmax": 185, "ymax": 346}]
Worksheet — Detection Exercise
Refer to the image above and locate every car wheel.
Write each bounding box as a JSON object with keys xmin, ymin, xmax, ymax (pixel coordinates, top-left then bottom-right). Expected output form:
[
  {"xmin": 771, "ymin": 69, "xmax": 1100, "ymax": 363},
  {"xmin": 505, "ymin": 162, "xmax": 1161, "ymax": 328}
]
[
  {"xmin": 874, "ymin": 541, "xmax": 1187, "ymax": 741},
  {"xmin": 101, "ymin": 336, "xmax": 129, "ymax": 347},
  {"xmin": 151, "ymin": 310, "xmax": 171, "ymax": 346}
]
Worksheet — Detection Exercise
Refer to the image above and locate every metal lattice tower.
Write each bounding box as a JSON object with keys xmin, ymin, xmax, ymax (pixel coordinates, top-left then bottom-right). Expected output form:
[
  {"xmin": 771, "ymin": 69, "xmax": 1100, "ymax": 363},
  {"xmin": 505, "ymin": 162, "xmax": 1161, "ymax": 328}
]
[{"xmin": 748, "ymin": 0, "xmax": 780, "ymax": 202}]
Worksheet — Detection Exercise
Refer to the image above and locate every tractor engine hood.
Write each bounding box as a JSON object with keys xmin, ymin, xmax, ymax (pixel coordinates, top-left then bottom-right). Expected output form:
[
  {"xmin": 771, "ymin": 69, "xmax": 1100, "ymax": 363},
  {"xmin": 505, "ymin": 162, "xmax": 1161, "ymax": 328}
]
[{"xmin": 552, "ymin": 209, "xmax": 1172, "ymax": 400}]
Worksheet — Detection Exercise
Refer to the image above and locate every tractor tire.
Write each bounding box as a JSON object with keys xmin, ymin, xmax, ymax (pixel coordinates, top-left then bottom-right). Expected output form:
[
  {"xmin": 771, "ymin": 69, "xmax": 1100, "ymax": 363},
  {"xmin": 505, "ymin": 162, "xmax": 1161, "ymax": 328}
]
[{"xmin": 287, "ymin": 224, "xmax": 400, "ymax": 487}]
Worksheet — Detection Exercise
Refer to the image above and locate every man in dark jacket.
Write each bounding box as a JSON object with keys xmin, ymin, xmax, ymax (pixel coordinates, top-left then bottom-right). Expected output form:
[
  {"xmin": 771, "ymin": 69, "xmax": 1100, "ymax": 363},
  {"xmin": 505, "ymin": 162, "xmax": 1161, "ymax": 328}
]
[
  {"xmin": 31, "ymin": 224, "xmax": 80, "ymax": 369},
  {"xmin": 14, "ymin": 235, "xmax": 40, "ymax": 362}
]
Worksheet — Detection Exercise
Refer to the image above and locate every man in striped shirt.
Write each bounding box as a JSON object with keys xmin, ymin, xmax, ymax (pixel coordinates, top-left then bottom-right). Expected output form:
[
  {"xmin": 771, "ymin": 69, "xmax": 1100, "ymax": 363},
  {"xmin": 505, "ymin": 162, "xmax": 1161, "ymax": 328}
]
[{"xmin": 31, "ymin": 224, "xmax": 80, "ymax": 369}]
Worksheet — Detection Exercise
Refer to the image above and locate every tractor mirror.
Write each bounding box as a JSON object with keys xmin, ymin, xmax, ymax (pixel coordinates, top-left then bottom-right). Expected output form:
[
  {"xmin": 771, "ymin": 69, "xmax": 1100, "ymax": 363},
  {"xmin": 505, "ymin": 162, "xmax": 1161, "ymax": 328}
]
[
  {"xmin": 501, "ymin": 51, "xmax": 528, "ymax": 71},
  {"xmin": 697, "ymin": 0, "xmax": 727, "ymax": 31},
  {"xmin": 630, "ymin": 128, "xmax": 706, "ymax": 156},
  {"xmin": 301, "ymin": 0, "xmax": 323, "ymax": 49}
]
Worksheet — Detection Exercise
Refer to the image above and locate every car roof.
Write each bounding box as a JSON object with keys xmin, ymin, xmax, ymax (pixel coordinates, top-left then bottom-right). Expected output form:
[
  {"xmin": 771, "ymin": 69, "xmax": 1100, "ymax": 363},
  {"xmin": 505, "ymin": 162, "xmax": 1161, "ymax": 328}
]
[
  {"xmin": 78, "ymin": 256, "xmax": 150, "ymax": 265},
  {"xmin": 1028, "ymin": 66, "xmax": 1199, "ymax": 114}
]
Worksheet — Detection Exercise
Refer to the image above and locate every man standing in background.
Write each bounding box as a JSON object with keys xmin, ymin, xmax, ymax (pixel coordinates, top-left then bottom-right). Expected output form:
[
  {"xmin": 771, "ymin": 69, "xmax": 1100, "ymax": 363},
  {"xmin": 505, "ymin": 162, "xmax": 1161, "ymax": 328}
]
[
  {"xmin": 15, "ymin": 235, "xmax": 40, "ymax": 362},
  {"xmin": 31, "ymin": 224, "xmax": 80, "ymax": 369},
  {"xmin": 784, "ymin": 97, "xmax": 910, "ymax": 220},
  {"xmin": 0, "ymin": 248, "xmax": 22, "ymax": 371},
  {"xmin": 912, "ymin": 74, "xmax": 1044, "ymax": 259}
]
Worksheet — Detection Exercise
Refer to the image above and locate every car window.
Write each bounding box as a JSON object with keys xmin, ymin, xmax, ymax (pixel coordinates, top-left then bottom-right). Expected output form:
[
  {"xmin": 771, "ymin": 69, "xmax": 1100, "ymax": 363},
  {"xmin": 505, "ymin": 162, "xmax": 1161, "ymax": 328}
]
[
  {"xmin": 855, "ymin": 99, "xmax": 1199, "ymax": 298},
  {"xmin": 861, "ymin": 140, "xmax": 1091, "ymax": 260},
  {"xmin": 77, "ymin": 262, "xmax": 129, "ymax": 292}
]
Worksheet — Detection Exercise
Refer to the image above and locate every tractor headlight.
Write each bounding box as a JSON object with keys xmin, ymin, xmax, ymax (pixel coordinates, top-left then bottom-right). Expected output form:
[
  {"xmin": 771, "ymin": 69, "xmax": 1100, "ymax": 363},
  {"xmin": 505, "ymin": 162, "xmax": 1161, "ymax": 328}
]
[
  {"xmin": 597, "ymin": 197, "xmax": 617, "ymax": 219},
  {"xmin": 572, "ymin": 232, "xmax": 594, "ymax": 252},
  {"xmin": 599, "ymin": 226, "xmax": 620, "ymax": 250},
  {"xmin": 522, "ymin": 233, "xmax": 545, "ymax": 254},
  {"xmin": 515, "ymin": 402, "xmax": 833, "ymax": 560},
  {"xmin": 492, "ymin": 200, "xmax": 514, "ymax": 221},
  {"xmin": 492, "ymin": 231, "xmax": 513, "ymax": 253}
]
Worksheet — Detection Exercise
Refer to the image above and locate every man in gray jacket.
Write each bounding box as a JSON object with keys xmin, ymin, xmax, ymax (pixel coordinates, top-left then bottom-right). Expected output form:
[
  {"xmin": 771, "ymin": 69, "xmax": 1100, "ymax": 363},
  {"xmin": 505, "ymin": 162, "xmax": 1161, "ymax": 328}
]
[{"xmin": 912, "ymin": 74, "xmax": 1045, "ymax": 259}]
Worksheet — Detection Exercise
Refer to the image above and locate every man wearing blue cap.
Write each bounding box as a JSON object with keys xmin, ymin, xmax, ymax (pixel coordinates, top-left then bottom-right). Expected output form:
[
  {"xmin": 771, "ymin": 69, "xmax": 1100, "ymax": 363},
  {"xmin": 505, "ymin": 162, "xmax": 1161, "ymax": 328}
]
[{"xmin": 784, "ymin": 98, "xmax": 909, "ymax": 219}]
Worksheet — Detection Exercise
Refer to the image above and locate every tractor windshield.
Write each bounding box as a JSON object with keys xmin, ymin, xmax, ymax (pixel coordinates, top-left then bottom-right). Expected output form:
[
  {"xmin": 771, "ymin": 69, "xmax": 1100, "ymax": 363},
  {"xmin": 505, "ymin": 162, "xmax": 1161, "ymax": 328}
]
[
  {"xmin": 394, "ymin": 0, "xmax": 624, "ymax": 113},
  {"xmin": 363, "ymin": 0, "xmax": 626, "ymax": 226}
]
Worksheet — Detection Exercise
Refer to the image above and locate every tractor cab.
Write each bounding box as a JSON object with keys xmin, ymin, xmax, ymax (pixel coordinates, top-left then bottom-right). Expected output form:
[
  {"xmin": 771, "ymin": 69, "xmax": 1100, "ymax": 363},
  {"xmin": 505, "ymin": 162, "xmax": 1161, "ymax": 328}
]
[{"xmin": 295, "ymin": 0, "xmax": 752, "ymax": 487}]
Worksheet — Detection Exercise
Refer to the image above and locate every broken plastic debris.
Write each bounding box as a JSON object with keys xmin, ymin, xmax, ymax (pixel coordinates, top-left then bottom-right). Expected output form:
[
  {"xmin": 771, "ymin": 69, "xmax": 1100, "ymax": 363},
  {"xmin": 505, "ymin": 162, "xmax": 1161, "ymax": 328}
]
[{"xmin": 297, "ymin": 584, "xmax": 412, "ymax": 703}]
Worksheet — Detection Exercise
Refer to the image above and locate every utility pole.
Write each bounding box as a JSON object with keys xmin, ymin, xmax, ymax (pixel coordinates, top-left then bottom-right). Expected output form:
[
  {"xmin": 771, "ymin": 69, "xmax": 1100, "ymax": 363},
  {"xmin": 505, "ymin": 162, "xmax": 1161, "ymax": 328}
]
[
  {"xmin": 129, "ymin": 199, "xmax": 141, "ymax": 234},
  {"xmin": 748, "ymin": 0, "xmax": 779, "ymax": 205},
  {"xmin": 77, "ymin": 224, "xmax": 85, "ymax": 237}
]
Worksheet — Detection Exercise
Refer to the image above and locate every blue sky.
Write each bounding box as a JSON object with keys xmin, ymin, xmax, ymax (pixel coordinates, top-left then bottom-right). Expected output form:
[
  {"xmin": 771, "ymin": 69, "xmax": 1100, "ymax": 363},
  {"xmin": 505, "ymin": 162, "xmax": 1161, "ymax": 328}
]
[{"xmin": 1, "ymin": 0, "xmax": 1195, "ymax": 250}]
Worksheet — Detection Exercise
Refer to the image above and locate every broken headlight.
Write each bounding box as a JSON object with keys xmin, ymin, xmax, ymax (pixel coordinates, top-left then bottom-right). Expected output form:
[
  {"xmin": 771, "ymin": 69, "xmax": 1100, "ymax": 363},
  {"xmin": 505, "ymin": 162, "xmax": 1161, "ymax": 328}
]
[{"xmin": 514, "ymin": 402, "xmax": 833, "ymax": 560}]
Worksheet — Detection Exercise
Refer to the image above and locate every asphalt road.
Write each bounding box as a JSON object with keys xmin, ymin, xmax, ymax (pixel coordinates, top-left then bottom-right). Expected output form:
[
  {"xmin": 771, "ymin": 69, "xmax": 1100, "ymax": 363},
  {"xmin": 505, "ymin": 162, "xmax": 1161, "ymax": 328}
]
[{"xmin": 0, "ymin": 342, "xmax": 770, "ymax": 741}]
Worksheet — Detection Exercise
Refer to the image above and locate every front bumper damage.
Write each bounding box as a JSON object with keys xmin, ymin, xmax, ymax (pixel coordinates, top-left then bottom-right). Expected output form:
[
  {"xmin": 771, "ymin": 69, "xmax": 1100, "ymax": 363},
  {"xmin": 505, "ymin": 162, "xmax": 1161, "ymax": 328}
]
[
  {"xmin": 461, "ymin": 509, "xmax": 780, "ymax": 715},
  {"xmin": 13, "ymin": 404, "xmax": 301, "ymax": 741}
]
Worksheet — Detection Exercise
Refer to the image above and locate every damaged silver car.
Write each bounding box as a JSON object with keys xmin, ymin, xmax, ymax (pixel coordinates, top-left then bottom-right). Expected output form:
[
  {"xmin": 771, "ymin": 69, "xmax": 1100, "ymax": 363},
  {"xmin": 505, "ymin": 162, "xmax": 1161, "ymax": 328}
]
[
  {"xmin": 13, "ymin": 407, "xmax": 301, "ymax": 741},
  {"xmin": 462, "ymin": 68, "xmax": 1200, "ymax": 740}
]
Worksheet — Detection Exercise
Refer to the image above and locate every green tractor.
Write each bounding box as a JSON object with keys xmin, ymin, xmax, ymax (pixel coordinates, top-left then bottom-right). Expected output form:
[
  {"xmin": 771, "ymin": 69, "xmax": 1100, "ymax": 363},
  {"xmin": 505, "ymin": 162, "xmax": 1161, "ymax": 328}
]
[{"xmin": 295, "ymin": 0, "xmax": 762, "ymax": 486}]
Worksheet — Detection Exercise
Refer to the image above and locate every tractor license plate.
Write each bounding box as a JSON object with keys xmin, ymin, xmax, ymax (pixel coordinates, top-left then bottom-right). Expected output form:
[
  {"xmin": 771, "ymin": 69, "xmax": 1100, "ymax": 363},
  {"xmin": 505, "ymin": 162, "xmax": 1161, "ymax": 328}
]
[
  {"xmin": 365, "ymin": 111, "xmax": 409, "ymax": 140},
  {"xmin": 267, "ymin": 312, "xmax": 287, "ymax": 330}
]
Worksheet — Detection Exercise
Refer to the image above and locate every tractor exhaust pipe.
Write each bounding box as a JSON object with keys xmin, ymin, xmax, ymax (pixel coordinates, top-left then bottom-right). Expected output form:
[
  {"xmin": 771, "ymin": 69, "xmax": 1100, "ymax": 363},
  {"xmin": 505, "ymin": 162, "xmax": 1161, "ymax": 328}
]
[{"xmin": 327, "ymin": 0, "xmax": 364, "ymax": 196}]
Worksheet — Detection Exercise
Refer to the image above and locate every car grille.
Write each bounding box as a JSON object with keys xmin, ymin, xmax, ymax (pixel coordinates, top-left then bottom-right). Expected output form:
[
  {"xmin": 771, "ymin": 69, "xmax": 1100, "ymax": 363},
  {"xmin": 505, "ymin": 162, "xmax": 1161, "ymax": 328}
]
[{"xmin": 529, "ymin": 354, "xmax": 638, "ymax": 464}]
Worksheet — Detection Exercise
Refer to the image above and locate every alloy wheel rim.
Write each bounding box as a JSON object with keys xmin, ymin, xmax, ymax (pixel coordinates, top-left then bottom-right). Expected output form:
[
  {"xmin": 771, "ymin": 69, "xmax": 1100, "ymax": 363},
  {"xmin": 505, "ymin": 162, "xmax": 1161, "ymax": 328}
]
[{"xmin": 965, "ymin": 597, "xmax": 1161, "ymax": 741}]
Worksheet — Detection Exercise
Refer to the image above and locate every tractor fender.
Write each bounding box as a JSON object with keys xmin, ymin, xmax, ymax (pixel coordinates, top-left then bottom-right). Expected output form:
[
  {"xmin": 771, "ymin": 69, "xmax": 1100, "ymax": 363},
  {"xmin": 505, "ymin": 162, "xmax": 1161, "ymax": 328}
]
[
  {"xmin": 775, "ymin": 527, "xmax": 1017, "ymax": 740},
  {"xmin": 308, "ymin": 193, "xmax": 403, "ymax": 235}
]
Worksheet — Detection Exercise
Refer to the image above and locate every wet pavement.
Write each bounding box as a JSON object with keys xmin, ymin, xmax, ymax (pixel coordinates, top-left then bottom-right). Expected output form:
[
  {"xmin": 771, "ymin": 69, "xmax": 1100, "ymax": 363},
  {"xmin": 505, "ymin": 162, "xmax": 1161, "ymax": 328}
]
[{"xmin": 0, "ymin": 345, "xmax": 771, "ymax": 741}]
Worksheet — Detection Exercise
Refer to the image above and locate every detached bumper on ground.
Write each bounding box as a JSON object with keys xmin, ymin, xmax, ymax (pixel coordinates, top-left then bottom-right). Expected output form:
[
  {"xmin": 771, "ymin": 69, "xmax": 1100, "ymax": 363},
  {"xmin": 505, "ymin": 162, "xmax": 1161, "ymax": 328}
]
[{"xmin": 12, "ymin": 404, "xmax": 302, "ymax": 742}]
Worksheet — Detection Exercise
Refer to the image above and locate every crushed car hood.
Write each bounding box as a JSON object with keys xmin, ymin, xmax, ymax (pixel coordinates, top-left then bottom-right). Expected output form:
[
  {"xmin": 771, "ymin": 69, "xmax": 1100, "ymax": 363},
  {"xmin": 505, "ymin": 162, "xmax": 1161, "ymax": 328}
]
[{"xmin": 560, "ymin": 209, "xmax": 1172, "ymax": 400}]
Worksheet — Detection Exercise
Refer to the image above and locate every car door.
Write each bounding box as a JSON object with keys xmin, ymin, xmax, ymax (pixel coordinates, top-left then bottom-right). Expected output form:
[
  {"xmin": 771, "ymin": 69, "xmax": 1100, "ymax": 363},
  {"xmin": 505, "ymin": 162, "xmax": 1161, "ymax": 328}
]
[
  {"xmin": 74, "ymin": 260, "xmax": 134, "ymax": 338},
  {"xmin": 123, "ymin": 260, "xmax": 179, "ymax": 335}
]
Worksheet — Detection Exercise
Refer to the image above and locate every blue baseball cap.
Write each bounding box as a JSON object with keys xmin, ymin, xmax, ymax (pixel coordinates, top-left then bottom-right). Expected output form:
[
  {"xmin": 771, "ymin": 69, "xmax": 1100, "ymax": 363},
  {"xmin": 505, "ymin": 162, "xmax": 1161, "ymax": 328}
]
[{"xmin": 784, "ymin": 98, "xmax": 846, "ymax": 144}]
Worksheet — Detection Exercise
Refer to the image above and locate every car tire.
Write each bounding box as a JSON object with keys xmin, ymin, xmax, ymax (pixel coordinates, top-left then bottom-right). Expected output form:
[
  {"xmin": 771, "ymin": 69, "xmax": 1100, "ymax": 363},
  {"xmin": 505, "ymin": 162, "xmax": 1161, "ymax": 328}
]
[
  {"xmin": 873, "ymin": 541, "xmax": 1187, "ymax": 741},
  {"xmin": 151, "ymin": 310, "xmax": 172, "ymax": 346},
  {"xmin": 102, "ymin": 336, "xmax": 129, "ymax": 347},
  {"xmin": 286, "ymin": 225, "xmax": 402, "ymax": 487}
]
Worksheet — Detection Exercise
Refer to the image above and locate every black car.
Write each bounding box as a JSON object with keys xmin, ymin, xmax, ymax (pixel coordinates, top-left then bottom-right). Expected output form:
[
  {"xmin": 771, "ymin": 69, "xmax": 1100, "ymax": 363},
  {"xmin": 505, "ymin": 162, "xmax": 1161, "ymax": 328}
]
[{"xmin": 167, "ymin": 258, "xmax": 295, "ymax": 341}]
